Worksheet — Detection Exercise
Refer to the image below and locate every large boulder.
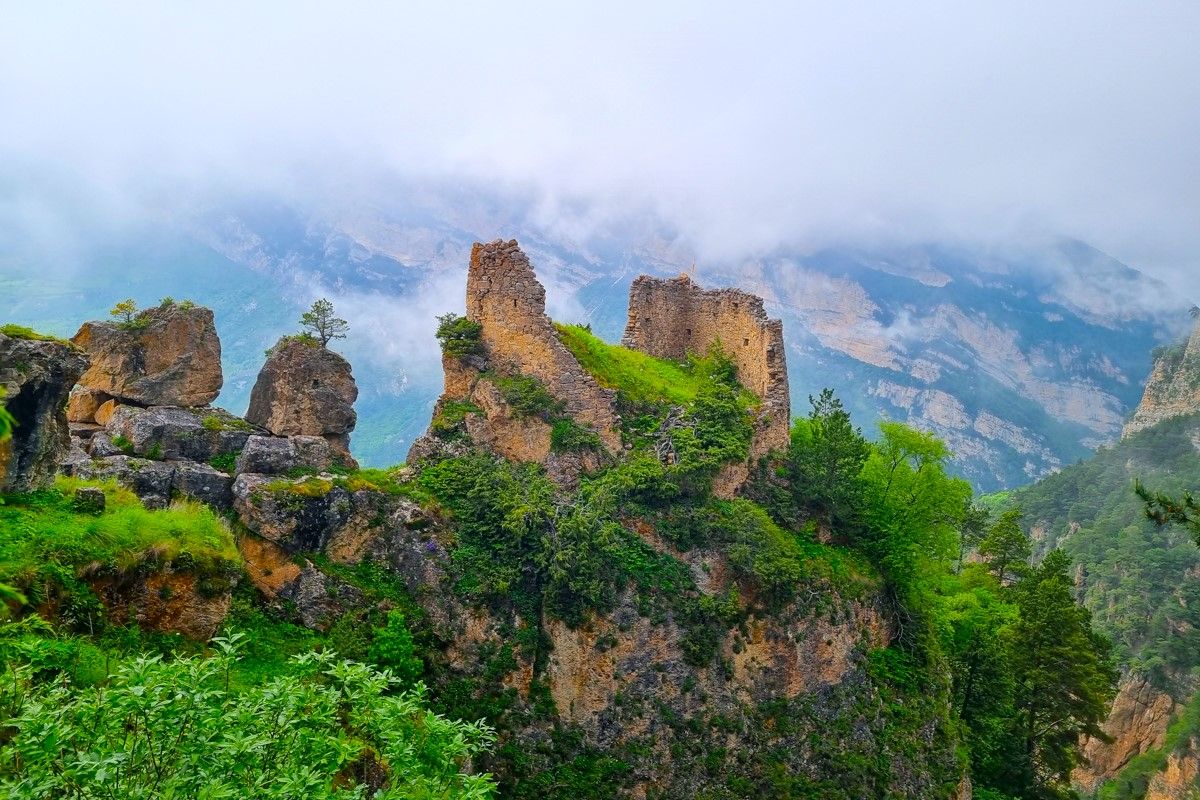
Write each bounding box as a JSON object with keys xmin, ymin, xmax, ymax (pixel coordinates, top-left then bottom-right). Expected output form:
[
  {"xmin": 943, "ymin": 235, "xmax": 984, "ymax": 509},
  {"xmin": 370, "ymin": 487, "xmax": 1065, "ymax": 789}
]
[
  {"xmin": 0, "ymin": 330, "xmax": 88, "ymax": 492},
  {"xmin": 71, "ymin": 303, "xmax": 223, "ymax": 409},
  {"xmin": 245, "ymin": 338, "xmax": 358, "ymax": 465},
  {"xmin": 100, "ymin": 405, "xmax": 252, "ymax": 464},
  {"xmin": 235, "ymin": 434, "xmax": 333, "ymax": 475}
]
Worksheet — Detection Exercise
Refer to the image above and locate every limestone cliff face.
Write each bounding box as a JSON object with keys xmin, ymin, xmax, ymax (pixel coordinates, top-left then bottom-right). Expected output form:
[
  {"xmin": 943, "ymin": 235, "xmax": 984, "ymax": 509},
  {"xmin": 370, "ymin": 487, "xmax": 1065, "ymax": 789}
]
[
  {"xmin": 0, "ymin": 332, "xmax": 88, "ymax": 492},
  {"xmin": 1124, "ymin": 318, "xmax": 1200, "ymax": 438},
  {"xmin": 232, "ymin": 474, "xmax": 962, "ymax": 798},
  {"xmin": 246, "ymin": 338, "xmax": 358, "ymax": 466},
  {"xmin": 465, "ymin": 240, "xmax": 621, "ymax": 452},
  {"xmin": 623, "ymin": 274, "xmax": 791, "ymax": 457},
  {"xmin": 71, "ymin": 304, "xmax": 223, "ymax": 409},
  {"xmin": 1074, "ymin": 674, "xmax": 1178, "ymax": 794}
]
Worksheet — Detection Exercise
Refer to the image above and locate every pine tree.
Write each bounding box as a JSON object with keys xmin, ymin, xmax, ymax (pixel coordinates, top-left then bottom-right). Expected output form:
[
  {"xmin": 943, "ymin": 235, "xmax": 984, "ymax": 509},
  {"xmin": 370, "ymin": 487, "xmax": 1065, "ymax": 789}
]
[
  {"xmin": 786, "ymin": 389, "xmax": 870, "ymax": 534},
  {"xmin": 1005, "ymin": 549, "xmax": 1116, "ymax": 797},
  {"xmin": 978, "ymin": 508, "xmax": 1031, "ymax": 584},
  {"xmin": 300, "ymin": 298, "xmax": 349, "ymax": 347}
]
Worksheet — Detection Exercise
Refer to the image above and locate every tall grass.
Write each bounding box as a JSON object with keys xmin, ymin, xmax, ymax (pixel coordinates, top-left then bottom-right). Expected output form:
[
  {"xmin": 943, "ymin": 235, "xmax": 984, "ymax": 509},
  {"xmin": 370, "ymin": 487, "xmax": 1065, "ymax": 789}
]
[
  {"xmin": 555, "ymin": 323, "xmax": 707, "ymax": 406},
  {"xmin": 0, "ymin": 477, "xmax": 240, "ymax": 587}
]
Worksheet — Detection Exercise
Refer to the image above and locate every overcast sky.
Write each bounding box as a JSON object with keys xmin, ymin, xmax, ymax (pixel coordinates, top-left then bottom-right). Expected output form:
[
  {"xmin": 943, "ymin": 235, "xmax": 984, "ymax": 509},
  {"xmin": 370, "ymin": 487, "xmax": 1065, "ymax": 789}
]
[{"xmin": 2, "ymin": 2, "xmax": 1198, "ymax": 291}]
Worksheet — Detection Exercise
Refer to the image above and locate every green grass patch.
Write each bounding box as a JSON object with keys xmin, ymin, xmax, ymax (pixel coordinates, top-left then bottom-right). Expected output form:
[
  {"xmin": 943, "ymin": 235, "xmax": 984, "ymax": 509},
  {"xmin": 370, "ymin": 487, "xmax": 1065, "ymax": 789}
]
[
  {"xmin": 556, "ymin": 323, "xmax": 758, "ymax": 410},
  {"xmin": 0, "ymin": 477, "xmax": 241, "ymax": 591},
  {"xmin": 0, "ymin": 323, "xmax": 70, "ymax": 345},
  {"xmin": 556, "ymin": 323, "xmax": 706, "ymax": 407}
]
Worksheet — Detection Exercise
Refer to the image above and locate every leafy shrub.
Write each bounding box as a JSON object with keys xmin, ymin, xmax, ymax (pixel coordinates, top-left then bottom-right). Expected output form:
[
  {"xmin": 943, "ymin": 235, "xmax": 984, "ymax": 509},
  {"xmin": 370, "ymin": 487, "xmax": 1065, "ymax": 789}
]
[
  {"xmin": 436, "ymin": 313, "xmax": 485, "ymax": 358},
  {"xmin": 209, "ymin": 451, "xmax": 239, "ymax": 473},
  {"xmin": 111, "ymin": 434, "xmax": 134, "ymax": 455},
  {"xmin": 369, "ymin": 610, "xmax": 424, "ymax": 683},
  {"xmin": 550, "ymin": 419, "xmax": 602, "ymax": 452},
  {"xmin": 491, "ymin": 373, "xmax": 564, "ymax": 420},
  {"xmin": 432, "ymin": 400, "xmax": 482, "ymax": 440},
  {"xmin": 0, "ymin": 637, "xmax": 497, "ymax": 798}
]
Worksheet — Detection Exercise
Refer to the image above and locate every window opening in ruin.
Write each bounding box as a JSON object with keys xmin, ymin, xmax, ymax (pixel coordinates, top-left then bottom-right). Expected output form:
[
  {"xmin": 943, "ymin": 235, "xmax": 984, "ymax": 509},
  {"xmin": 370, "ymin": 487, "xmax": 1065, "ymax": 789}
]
[
  {"xmin": 685, "ymin": 328, "xmax": 691, "ymax": 336},
  {"xmin": 743, "ymin": 337, "xmax": 750, "ymax": 347}
]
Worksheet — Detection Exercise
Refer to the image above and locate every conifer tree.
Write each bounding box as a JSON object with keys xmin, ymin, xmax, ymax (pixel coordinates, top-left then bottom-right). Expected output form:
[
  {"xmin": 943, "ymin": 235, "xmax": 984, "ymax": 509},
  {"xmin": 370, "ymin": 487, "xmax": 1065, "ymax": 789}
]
[{"xmin": 300, "ymin": 298, "xmax": 349, "ymax": 347}]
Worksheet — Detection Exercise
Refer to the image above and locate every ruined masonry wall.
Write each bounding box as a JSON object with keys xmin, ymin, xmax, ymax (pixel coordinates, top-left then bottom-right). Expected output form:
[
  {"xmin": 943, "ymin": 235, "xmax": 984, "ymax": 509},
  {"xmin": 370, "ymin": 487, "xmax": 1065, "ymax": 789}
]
[
  {"xmin": 465, "ymin": 240, "xmax": 622, "ymax": 452},
  {"xmin": 622, "ymin": 275, "xmax": 791, "ymax": 456}
]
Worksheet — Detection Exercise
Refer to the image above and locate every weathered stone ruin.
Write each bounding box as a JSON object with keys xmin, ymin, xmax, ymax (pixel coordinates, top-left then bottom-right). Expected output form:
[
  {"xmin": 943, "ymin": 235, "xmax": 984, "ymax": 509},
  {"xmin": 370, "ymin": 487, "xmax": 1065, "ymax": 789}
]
[
  {"xmin": 408, "ymin": 240, "xmax": 622, "ymax": 482},
  {"xmin": 0, "ymin": 331, "xmax": 88, "ymax": 492},
  {"xmin": 411, "ymin": 240, "xmax": 792, "ymax": 496},
  {"xmin": 464, "ymin": 239, "xmax": 622, "ymax": 452},
  {"xmin": 623, "ymin": 273, "xmax": 790, "ymax": 458},
  {"xmin": 245, "ymin": 337, "xmax": 359, "ymax": 467}
]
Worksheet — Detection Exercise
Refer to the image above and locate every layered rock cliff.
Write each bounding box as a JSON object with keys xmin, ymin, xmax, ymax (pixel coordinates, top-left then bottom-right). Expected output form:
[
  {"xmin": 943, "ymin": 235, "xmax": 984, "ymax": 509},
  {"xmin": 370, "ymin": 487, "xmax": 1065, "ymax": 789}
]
[{"xmin": 1124, "ymin": 316, "xmax": 1200, "ymax": 437}]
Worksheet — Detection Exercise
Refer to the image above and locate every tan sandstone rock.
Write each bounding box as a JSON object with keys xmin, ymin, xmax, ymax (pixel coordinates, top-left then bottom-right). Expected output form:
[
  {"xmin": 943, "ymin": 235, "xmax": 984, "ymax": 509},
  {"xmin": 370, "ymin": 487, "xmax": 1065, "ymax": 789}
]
[
  {"xmin": 1074, "ymin": 674, "xmax": 1179, "ymax": 794},
  {"xmin": 245, "ymin": 337, "xmax": 358, "ymax": 466},
  {"xmin": 1145, "ymin": 739, "xmax": 1200, "ymax": 800},
  {"xmin": 71, "ymin": 304, "xmax": 223, "ymax": 407}
]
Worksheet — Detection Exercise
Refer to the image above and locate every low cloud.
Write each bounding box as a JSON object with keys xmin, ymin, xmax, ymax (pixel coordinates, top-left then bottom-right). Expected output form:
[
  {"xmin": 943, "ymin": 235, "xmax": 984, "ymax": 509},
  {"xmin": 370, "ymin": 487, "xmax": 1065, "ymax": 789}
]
[{"xmin": 1, "ymin": 2, "xmax": 1198, "ymax": 298}]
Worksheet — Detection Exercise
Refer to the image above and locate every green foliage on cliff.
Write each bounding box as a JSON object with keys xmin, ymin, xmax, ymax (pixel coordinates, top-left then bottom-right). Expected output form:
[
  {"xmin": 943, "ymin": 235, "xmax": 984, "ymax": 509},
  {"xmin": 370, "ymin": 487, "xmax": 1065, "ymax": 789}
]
[
  {"xmin": 0, "ymin": 478, "xmax": 239, "ymax": 604},
  {"xmin": 436, "ymin": 313, "xmax": 485, "ymax": 358},
  {"xmin": 1010, "ymin": 412, "xmax": 1200, "ymax": 684},
  {"xmin": 556, "ymin": 323, "xmax": 756, "ymax": 410}
]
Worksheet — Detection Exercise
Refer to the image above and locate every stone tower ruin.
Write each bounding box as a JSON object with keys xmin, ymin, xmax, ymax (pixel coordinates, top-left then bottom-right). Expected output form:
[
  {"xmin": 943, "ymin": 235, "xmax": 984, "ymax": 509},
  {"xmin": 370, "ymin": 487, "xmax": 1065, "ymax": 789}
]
[{"xmin": 622, "ymin": 274, "xmax": 791, "ymax": 457}]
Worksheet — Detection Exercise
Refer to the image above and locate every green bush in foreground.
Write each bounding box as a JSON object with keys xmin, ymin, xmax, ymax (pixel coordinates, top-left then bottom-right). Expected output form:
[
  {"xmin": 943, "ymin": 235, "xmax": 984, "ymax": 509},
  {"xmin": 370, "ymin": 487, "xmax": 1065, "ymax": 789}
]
[{"xmin": 0, "ymin": 636, "xmax": 497, "ymax": 799}]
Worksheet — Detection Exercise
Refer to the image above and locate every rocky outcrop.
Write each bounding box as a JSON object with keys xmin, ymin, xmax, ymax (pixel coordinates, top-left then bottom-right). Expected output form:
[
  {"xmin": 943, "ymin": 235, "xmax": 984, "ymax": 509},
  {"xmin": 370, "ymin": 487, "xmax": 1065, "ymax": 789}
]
[
  {"xmin": 624, "ymin": 274, "xmax": 790, "ymax": 457},
  {"xmin": 1124, "ymin": 317, "xmax": 1200, "ymax": 437},
  {"xmin": 71, "ymin": 304, "xmax": 223, "ymax": 410},
  {"xmin": 0, "ymin": 331, "xmax": 88, "ymax": 492},
  {"xmin": 92, "ymin": 568, "xmax": 234, "ymax": 640},
  {"xmin": 1075, "ymin": 674, "xmax": 1178, "ymax": 794},
  {"xmin": 246, "ymin": 338, "xmax": 358, "ymax": 466},
  {"xmin": 1145, "ymin": 740, "xmax": 1200, "ymax": 800}
]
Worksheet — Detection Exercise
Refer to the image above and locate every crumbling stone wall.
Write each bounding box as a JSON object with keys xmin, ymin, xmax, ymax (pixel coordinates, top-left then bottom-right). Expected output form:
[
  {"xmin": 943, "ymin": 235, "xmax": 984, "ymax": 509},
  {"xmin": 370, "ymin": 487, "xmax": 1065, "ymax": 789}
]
[
  {"xmin": 623, "ymin": 274, "xmax": 791, "ymax": 456},
  {"xmin": 466, "ymin": 240, "xmax": 621, "ymax": 452}
]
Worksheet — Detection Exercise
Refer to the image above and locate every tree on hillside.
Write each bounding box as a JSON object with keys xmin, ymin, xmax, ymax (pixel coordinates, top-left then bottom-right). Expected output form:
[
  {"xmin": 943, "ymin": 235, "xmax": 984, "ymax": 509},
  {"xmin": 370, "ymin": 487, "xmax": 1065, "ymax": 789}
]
[
  {"xmin": 956, "ymin": 500, "xmax": 991, "ymax": 573},
  {"xmin": 785, "ymin": 389, "xmax": 871, "ymax": 534},
  {"xmin": 978, "ymin": 509, "xmax": 1031, "ymax": 584},
  {"xmin": 1005, "ymin": 550, "xmax": 1116, "ymax": 798},
  {"xmin": 300, "ymin": 298, "xmax": 349, "ymax": 347}
]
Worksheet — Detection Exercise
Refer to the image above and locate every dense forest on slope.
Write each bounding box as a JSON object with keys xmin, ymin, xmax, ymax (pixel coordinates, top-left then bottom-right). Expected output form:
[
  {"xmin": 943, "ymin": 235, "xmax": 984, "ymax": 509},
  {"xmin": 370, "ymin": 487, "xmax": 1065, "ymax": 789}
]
[{"xmin": 0, "ymin": 309, "xmax": 1119, "ymax": 799}]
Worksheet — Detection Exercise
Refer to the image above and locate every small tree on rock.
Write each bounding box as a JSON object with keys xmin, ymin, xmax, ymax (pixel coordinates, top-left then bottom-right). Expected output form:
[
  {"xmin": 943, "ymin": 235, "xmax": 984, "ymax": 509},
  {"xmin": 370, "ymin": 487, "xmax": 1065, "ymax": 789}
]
[
  {"xmin": 300, "ymin": 298, "xmax": 349, "ymax": 347},
  {"xmin": 110, "ymin": 299, "xmax": 138, "ymax": 325}
]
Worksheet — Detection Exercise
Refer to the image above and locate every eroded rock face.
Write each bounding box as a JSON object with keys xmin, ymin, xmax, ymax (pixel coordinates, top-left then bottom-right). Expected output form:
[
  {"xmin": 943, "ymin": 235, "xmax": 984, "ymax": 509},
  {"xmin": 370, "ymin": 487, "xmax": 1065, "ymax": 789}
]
[
  {"xmin": 0, "ymin": 332, "xmax": 88, "ymax": 492},
  {"xmin": 235, "ymin": 434, "xmax": 333, "ymax": 475},
  {"xmin": 1124, "ymin": 318, "xmax": 1200, "ymax": 438},
  {"xmin": 245, "ymin": 338, "xmax": 358, "ymax": 466},
  {"xmin": 1145, "ymin": 739, "xmax": 1200, "ymax": 800},
  {"xmin": 71, "ymin": 305, "xmax": 223, "ymax": 409},
  {"xmin": 623, "ymin": 274, "xmax": 791, "ymax": 458},
  {"xmin": 1074, "ymin": 674, "xmax": 1179, "ymax": 794}
]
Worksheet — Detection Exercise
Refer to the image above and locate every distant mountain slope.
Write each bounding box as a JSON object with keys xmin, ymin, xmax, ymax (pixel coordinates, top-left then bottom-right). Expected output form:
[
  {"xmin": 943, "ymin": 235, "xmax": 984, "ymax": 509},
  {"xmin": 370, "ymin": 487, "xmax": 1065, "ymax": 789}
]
[{"xmin": 0, "ymin": 185, "xmax": 1183, "ymax": 489}]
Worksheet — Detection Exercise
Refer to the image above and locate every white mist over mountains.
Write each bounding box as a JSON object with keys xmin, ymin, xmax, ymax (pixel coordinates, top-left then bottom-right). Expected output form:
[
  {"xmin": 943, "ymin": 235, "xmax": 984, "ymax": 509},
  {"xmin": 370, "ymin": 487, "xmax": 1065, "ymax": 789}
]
[{"xmin": 2, "ymin": 1, "xmax": 1199, "ymax": 296}]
